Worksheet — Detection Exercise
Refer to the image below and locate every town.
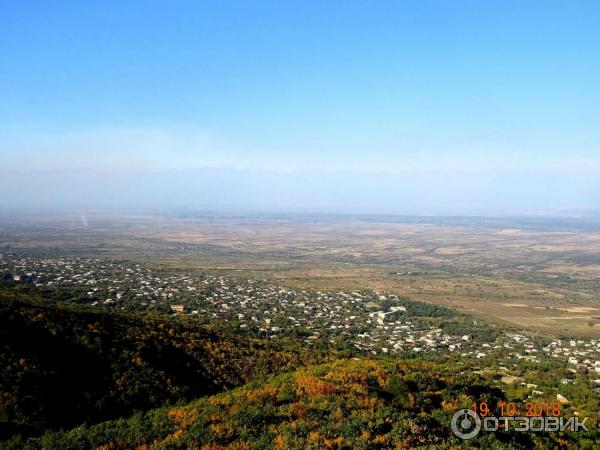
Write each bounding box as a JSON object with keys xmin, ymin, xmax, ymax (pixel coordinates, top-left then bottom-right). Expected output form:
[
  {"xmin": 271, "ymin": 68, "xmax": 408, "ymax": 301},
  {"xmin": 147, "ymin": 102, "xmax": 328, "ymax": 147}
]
[{"xmin": 3, "ymin": 253, "xmax": 600, "ymax": 378}]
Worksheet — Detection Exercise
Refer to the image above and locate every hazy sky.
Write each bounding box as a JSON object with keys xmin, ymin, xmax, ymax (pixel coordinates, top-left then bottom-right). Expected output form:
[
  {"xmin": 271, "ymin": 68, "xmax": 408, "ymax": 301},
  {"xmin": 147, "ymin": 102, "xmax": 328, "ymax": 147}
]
[{"xmin": 1, "ymin": 1, "xmax": 599, "ymax": 212}]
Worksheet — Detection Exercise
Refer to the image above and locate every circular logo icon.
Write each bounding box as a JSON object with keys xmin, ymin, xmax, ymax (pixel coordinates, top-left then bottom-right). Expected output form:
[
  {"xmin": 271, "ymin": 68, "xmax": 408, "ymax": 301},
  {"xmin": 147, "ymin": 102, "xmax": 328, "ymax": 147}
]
[{"xmin": 451, "ymin": 409, "xmax": 481, "ymax": 440}]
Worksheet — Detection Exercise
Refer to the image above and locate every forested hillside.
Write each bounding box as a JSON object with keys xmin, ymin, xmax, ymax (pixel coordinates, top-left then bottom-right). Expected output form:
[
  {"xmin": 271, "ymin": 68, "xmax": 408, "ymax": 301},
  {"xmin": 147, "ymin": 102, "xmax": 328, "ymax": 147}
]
[
  {"xmin": 0, "ymin": 290, "xmax": 333, "ymax": 442},
  {"xmin": 9, "ymin": 359, "xmax": 592, "ymax": 449},
  {"xmin": 2, "ymin": 288, "xmax": 599, "ymax": 449}
]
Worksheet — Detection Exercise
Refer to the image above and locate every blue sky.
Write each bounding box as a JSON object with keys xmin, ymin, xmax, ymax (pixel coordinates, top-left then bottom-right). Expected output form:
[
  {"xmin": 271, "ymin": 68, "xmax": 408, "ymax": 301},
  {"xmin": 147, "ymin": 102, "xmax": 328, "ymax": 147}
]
[{"xmin": 1, "ymin": 1, "xmax": 599, "ymax": 211}]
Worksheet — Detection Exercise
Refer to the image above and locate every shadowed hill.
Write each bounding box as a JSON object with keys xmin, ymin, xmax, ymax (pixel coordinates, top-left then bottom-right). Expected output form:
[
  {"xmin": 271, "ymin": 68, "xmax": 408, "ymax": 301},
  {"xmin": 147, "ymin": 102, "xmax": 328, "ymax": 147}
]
[{"xmin": 0, "ymin": 290, "xmax": 332, "ymax": 441}]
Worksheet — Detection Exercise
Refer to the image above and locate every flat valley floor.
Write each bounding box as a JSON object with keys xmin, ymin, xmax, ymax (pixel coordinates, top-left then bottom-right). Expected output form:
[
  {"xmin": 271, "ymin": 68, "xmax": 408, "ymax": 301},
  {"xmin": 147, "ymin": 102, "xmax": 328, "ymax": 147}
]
[{"xmin": 2, "ymin": 211, "xmax": 600, "ymax": 337}]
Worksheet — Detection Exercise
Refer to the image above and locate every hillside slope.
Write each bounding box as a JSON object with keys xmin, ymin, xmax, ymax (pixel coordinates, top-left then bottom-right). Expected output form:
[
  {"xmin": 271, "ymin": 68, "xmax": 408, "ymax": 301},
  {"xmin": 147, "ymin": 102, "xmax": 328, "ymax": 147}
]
[
  {"xmin": 0, "ymin": 290, "xmax": 332, "ymax": 441},
  {"xmin": 10, "ymin": 359, "xmax": 592, "ymax": 450}
]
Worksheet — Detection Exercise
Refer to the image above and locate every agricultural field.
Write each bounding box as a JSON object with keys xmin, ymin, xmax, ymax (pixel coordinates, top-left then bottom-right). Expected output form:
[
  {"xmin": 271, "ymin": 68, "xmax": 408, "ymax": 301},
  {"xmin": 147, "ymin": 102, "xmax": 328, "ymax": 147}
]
[{"xmin": 2, "ymin": 211, "xmax": 600, "ymax": 337}]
